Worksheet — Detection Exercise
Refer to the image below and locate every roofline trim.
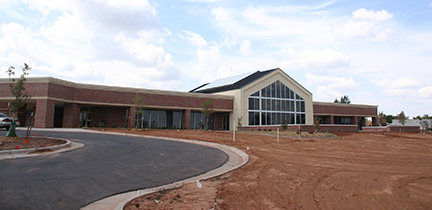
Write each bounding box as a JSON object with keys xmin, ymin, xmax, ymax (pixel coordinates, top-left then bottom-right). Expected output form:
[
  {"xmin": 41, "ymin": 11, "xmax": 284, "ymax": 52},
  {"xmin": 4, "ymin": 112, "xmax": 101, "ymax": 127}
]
[
  {"xmin": 242, "ymin": 68, "xmax": 313, "ymax": 96},
  {"xmin": 0, "ymin": 77, "xmax": 234, "ymax": 100},
  {"xmin": 313, "ymin": 101, "xmax": 378, "ymax": 108}
]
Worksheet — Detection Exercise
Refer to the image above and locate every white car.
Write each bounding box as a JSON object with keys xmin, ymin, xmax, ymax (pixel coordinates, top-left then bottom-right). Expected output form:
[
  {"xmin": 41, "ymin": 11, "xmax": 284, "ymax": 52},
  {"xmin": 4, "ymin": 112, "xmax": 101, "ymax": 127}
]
[{"xmin": 0, "ymin": 113, "xmax": 20, "ymax": 130}]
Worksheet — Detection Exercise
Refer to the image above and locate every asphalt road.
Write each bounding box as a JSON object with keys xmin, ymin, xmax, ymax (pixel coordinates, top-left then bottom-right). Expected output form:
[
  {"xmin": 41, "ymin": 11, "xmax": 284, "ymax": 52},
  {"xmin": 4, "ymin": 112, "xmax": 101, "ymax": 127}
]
[{"xmin": 0, "ymin": 129, "xmax": 228, "ymax": 210}]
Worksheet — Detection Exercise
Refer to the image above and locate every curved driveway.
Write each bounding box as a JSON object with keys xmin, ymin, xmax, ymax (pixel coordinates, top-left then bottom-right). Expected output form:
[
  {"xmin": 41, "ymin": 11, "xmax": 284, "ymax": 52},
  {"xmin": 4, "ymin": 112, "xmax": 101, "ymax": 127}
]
[{"xmin": 0, "ymin": 129, "xmax": 228, "ymax": 210}]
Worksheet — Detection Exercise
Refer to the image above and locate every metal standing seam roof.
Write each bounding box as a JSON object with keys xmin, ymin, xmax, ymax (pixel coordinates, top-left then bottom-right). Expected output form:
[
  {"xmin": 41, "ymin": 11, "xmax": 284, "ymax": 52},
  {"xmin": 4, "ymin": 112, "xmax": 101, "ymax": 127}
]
[{"xmin": 189, "ymin": 68, "xmax": 278, "ymax": 94}]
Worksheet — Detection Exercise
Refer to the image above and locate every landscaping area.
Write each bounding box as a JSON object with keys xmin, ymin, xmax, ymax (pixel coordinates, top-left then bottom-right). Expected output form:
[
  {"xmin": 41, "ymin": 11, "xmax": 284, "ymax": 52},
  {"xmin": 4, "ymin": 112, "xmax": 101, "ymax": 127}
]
[{"xmin": 0, "ymin": 136, "xmax": 66, "ymax": 151}]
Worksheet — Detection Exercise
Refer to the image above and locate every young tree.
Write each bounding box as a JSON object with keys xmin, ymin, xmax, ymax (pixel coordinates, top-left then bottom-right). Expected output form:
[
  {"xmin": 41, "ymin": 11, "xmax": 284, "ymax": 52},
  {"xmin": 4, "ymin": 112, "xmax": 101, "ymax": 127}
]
[
  {"xmin": 334, "ymin": 95, "xmax": 351, "ymax": 104},
  {"xmin": 6, "ymin": 63, "xmax": 31, "ymax": 137},
  {"xmin": 314, "ymin": 117, "xmax": 321, "ymax": 132},
  {"xmin": 201, "ymin": 100, "xmax": 214, "ymax": 131},
  {"xmin": 133, "ymin": 94, "xmax": 146, "ymax": 128},
  {"xmin": 397, "ymin": 111, "xmax": 407, "ymax": 125},
  {"xmin": 378, "ymin": 111, "xmax": 387, "ymax": 126},
  {"xmin": 80, "ymin": 108, "xmax": 95, "ymax": 127},
  {"xmin": 237, "ymin": 116, "xmax": 243, "ymax": 131},
  {"xmin": 385, "ymin": 115, "xmax": 394, "ymax": 124}
]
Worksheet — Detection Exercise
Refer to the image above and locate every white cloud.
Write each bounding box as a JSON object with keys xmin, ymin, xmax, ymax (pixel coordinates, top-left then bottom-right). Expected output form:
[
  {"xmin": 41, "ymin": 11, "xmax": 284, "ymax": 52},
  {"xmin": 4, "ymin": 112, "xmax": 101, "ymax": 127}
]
[
  {"xmin": 210, "ymin": 4, "xmax": 335, "ymax": 46},
  {"xmin": 307, "ymin": 73, "xmax": 359, "ymax": 101},
  {"xmin": 296, "ymin": 48, "xmax": 350, "ymax": 70},
  {"xmin": 114, "ymin": 32, "xmax": 173, "ymax": 66},
  {"xmin": 418, "ymin": 86, "xmax": 432, "ymax": 98},
  {"xmin": 0, "ymin": 0, "xmax": 181, "ymax": 90},
  {"xmin": 372, "ymin": 78, "xmax": 419, "ymax": 89},
  {"xmin": 339, "ymin": 8, "xmax": 394, "ymax": 42},
  {"xmin": 40, "ymin": 12, "xmax": 94, "ymax": 56},
  {"xmin": 351, "ymin": 65, "xmax": 381, "ymax": 74},
  {"xmin": 182, "ymin": 31, "xmax": 223, "ymax": 80},
  {"xmin": 182, "ymin": 31, "xmax": 208, "ymax": 48},
  {"xmin": 306, "ymin": 73, "xmax": 359, "ymax": 89},
  {"xmin": 353, "ymin": 8, "xmax": 393, "ymax": 21},
  {"xmin": 76, "ymin": 59, "xmax": 181, "ymax": 90},
  {"xmin": 0, "ymin": 22, "xmax": 72, "ymax": 76},
  {"xmin": 371, "ymin": 78, "xmax": 432, "ymax": 99},
  {"xmin": 185, "ymin": 0, "xmax": 222, "ymax": 2},
  {"xmin": 212, "ymin": 7, "xmax": 232, "ymax": 21},
  {"xmin": 20, "ymin": 0, "xmax": 79, "ymax": 12},
  {"xmin": 93, "ymin": 0, "xmax": 154, "ymax": 12},
  {"xmin": 238, "ymin": 40, "xmax": 252, "ymax": 56}
]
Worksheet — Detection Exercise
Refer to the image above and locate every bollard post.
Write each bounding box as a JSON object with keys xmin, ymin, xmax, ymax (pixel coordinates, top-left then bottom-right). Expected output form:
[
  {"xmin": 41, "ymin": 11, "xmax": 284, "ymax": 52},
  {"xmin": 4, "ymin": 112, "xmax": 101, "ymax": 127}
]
[
  {"xmin": 233, "ymin": 120, "xmax": 236, "ymax": 142},
  {"xmin": 298, "ymin": 124, "xmax": 301, "ymax": 141},
  {"xmin": 277, "ymin": 128, "xmax": 279, "ymax": 143}
]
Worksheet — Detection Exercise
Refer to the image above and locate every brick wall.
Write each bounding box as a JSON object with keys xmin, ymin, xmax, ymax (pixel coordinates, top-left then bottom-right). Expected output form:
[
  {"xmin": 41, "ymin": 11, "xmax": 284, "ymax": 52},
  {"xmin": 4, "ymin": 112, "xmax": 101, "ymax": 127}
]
[
  {"xmin": 128, "ymin": 106, "xmax": 136, "ymax": 129},
  {"xmin": 182, "ymin": 109, "xmax": 191, "ymax": 129},
  {"xmin": 313, "ymin": 103, "xmax": 377, "ymax": 116},
  {"xmin": 213, "ymin": 112, "xmax": 224, "ymax": 130},
  {"xmin": 362, "ymin": 125, "xmax": 420, "ymax": 133},
  {"xmin": 63, "ymin": 103, "xmax": 80, "ymax": 128},
  {"xmin": 87, "ymin": 107, "xmax": 128, "ymax": 128},
  {"xmin": 242, "ymin": 124, "xmax": 358, "ymax": 133},
  {"xmin": 1, "ymin": 82, "xmax": 233, "ymax": 110},
  {"xmin": 35, "ymin": 99, "xmax": 55, "ymax": 128},
  {"xmin": 388, "ymin": 125, "xmax": 419, "ymax": 132}
]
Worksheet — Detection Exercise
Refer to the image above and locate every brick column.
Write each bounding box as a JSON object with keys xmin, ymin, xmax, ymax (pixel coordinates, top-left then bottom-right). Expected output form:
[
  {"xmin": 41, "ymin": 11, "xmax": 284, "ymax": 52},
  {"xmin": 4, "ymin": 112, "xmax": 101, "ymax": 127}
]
[
  {"xmin": 182, "ymin": 109, "xmax": 191, "ymax": 129},
  {"xmin": 18, "ymin": 106, "xmax": 27, "ymax": 127},
  {"xmin": 128, "ymin": 106, "xmax": 136, "ymax": 129},
  {"xmin": 352, "ymin": 116, "xmax": 358, "ymax": 125},
  {"xmin": 214, "ymin": 112, "xmax": 223, "ymax": 130},
  {"xmin": 35, "ymin": 99, "xmax": 55, "ymax": 128},
  {"xmin": 372, "ymin": 117, "xmax": 378, "ymax": 126},
  {"xmin": 63, "ymin": 103, "xmax": 80, "ymax": 128},
  {"xmin": 329, "ymin": 115, "xmax": 334, "ymax": 124}
]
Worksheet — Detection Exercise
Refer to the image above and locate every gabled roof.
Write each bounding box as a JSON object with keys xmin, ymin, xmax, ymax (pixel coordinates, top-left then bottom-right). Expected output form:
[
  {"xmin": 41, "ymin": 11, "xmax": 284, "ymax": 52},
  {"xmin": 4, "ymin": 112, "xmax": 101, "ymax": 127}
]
[{"xmin": 189, "ymin": 68, "xmax": 278, "ymax": 93}]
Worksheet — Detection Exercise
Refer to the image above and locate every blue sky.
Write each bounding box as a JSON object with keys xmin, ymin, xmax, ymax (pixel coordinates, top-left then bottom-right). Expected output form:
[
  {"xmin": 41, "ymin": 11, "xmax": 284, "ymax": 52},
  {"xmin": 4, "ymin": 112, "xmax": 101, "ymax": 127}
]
[{"xmin": 1, "ymin": 0, "xmax": 431, "ymax": 118}]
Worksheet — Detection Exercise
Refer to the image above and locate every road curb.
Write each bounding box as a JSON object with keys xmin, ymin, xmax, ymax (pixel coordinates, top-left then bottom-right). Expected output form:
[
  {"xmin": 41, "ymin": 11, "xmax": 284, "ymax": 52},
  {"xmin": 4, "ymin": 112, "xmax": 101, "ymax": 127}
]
[
  {"xmin": 79, "ymin": 132, "xmax": 249, "ymax": 210},
  {"xmin": 0, "ymin": 138, "xmax": 72, "ymax": 160}
]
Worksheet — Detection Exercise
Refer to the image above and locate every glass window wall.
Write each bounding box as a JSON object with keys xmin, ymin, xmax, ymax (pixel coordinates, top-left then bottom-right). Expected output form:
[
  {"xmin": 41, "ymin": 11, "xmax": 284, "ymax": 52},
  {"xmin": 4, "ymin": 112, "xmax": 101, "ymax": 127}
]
[
  {"xmin": 137, "ymin": 109, "xmax": 182, "ymax": 129},
  {"xmin": 248, "ymin": 80, "xmax": 306, "ymax": 125}
]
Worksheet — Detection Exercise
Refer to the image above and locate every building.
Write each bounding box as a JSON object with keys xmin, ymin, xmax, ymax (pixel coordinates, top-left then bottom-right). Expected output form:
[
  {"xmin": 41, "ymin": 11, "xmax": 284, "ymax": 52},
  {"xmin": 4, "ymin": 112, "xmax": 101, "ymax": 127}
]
[{"xmin": 0, "ymin": 68, "xmax": 378, "ymax": 132}]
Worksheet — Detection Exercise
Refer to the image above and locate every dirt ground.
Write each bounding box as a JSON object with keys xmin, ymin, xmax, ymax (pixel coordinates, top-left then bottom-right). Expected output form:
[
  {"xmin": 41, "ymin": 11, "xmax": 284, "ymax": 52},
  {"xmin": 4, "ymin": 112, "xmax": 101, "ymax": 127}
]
[
  {"xmin": 0, "ymin": 136, "xmax": 66, "ymax": 151},
  {"xmin": 112, "ymin": 129, "xmax": 432, "ymax": 210}
]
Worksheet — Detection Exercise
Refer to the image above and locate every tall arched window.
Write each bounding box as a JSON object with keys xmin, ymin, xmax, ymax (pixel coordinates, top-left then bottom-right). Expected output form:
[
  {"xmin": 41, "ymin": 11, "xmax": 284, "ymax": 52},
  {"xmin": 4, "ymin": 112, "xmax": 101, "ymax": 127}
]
[{"xmin": 248, "ymin": 80, "xmax": 305, "ymax": 125}]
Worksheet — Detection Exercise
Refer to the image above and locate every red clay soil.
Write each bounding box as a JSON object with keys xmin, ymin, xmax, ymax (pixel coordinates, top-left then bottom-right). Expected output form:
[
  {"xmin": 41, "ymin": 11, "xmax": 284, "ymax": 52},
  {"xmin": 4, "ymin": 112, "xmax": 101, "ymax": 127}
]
[{"xmin": 96, "ymin": 129, "xmax": 432, "ymax": 210}]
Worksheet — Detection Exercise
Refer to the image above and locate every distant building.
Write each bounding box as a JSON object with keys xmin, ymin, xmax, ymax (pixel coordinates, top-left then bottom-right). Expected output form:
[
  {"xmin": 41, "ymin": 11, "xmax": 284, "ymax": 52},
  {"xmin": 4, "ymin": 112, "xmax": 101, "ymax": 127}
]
[
  {"xmin": 0, "ymin": 68, "xmax": 378, "ymax": 132},
  {"xmin": 392, "ymin": 119, "xmax": 431, "ymax": 127}
]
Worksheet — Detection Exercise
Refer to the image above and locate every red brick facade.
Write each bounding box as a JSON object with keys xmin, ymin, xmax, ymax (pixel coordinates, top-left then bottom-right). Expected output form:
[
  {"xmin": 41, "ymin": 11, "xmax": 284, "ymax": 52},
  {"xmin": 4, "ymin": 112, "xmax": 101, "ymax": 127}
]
[
  {"xmin": 0, "ymin": 78, "xmax": 233, "ymax": 129},
  {"xmin": 313, "ymin": 103, "xmax": 377, "ymax": 116},
  {"xmin": 363, "ymin": 125, "xmax": 420, "ymax": 133},
  {"xmin": 35, "ymin": 99, "xmax": 55, "ymax": 128},
  {"xmin": 242, "ymin": 125, "xmax": 358, "ymax": 133},
  {"xmin": 313, "ymin": 102, "xmax": 378, "ymax": 127},
  {"xmin": 63, "ymin": 103, "xmax": 80, "ymax": 128},
  {"xmin": 0, "ymin": 77, "xmax": 380, "ymax": 133}
]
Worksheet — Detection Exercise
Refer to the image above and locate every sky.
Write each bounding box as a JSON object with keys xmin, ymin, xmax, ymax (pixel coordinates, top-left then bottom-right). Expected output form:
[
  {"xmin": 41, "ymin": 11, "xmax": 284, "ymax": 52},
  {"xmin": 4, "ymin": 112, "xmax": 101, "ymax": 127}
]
[{"xmin": 0, "ymin": 0, "xmax": 431, "ymax": 118}]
